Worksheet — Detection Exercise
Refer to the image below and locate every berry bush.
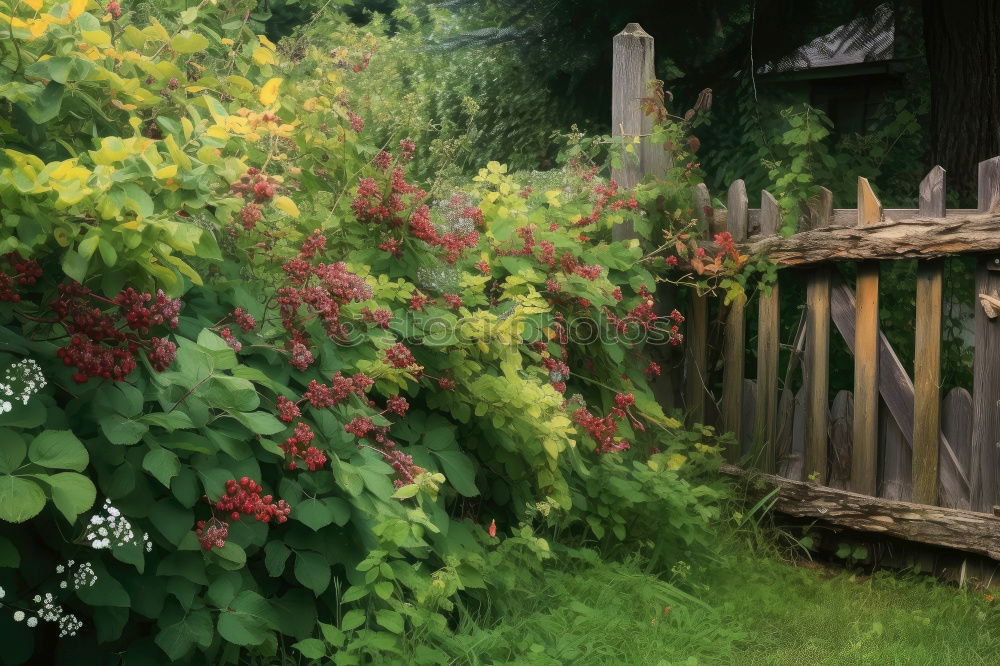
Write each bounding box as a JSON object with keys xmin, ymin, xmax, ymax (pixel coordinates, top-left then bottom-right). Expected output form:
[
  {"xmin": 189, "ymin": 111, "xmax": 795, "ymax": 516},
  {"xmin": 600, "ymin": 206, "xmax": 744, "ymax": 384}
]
[{"xmin": 0, "ymin": 2, "xmax": 754, "ymax": 664}]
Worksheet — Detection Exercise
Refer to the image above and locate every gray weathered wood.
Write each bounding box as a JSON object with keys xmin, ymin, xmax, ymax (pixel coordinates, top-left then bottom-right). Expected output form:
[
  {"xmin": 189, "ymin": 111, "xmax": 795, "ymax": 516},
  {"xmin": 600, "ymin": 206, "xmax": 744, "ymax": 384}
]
[
  {"xmin": 754, "ymin": 191, "xmax": 781, "ymax": 472},
  {"xmin": 720, "ymin": 463, "xmax": 1000, "ymax": 560},
  {"xmin": 611, "ymin": 23, "xmax": 667, "ymax": 240},
  {"xmin": 880, "ymin": 400, "xmax": 912, "ymax": 501},
  {"xmin": 829, "ymin": 390, "xmax": 853, "ymax": 490},
  {"xmin": 720, "ymin": 180, "xmax": 748, "ymax": 460},
  {"xmin": 829, "ymin": 275, "xmax": 970, "ymax": 507},
  {"xmin": 715, "ymin": 206, "xmax": 979, "ymax": 231},
  {"xmin": 742, "ymin": 211, "xmax": 1000, "ymax": 266},
  {"xmin": 852, "ymin": 177, "xmax": 881, "ymax": 495},
  {"xmin": 913, "ymin": 166, "xmax": 946, "ymax": 505},
  {"xmin": 941, "ymin": 387, "xmax": 973, "ymax": 509},
  {"xmin": 780, "ymin": 387, "xmax": 807, "ymax": 481},
  {"xmin": 684, "ymin": 289, "xmax": 708, "ymax": 424},
  {"xmin": 692, "ymin": 183, "xmax": 714, "ymax": 237},
  {"xmin": 971, "ymin": 156, "xmax": 1000, "ymax": 512}
]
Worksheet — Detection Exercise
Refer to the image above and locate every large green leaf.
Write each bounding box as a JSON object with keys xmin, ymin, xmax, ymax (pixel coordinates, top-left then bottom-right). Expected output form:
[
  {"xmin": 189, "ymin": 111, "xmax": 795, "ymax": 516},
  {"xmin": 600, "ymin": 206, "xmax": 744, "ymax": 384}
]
[
  {"xmin": 155, "ymin": 609, "xmax": 213, "ymax": 661},
  {"xmin": 101, "ymin": 415, "xmax": 149, "ymax": 446},
  {"xmin": 0, "ymin": 476, "xmax": 45, "ymax": 523},
  {"xmin": 432, "ymin": 449, "xmax": 479, "ymax": 497},
  {"xmin": 0, "ymin": 429, "xmax": 26, "ymax": 474},
  {"xmin": 142, "ymin": 448, "xmax": 180, "ymax": 487},
  {"xmin": 294, "ymin": 551, "xmax": 330, "ymax": 596},
  {"xmin": 28, "ymin": 430, "xmax": 88, "ymax": 471},
  {"xmin": 42, "ymin": 472, "xmax": 97, "ymax": 523}
]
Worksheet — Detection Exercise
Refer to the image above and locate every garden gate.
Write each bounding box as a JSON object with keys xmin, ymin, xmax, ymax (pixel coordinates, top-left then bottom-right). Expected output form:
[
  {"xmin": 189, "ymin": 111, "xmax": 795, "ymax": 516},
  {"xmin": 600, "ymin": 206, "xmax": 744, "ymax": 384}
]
[{"xmin": 612, "ymin": 23, "xmax": 1000, "ymax": 565}]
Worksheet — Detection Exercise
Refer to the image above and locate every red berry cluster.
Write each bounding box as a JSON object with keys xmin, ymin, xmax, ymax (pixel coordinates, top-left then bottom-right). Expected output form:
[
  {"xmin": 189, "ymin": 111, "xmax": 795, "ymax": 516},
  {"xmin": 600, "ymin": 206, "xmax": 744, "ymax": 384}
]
[
  {"xmin": 107, "ymin": 1, "xmax": 122, "ymax": 19},
  {"xmin": 0, "ymin": 253, "xmax": 42, "ymax": 303},
  {"xmin": 276, "ymin": 231, "xmax": 373, "ymax": 369},
  {"xmin": 574, "ymin": 179, "xmax": 639, "ymax": 227},
  {"xmin": 572, "ymin": 393, "xmax": 644, "ymax": 454},
  {"xmin": 219, "ymin": 327, "xmax": 241, "ymax": 351},
  {"xmin": 231, "ymin": 167, "xmax": 280, "ymax": 204},
  {"xmin": 280, "ymin": 422, "xmax": 328, "ymax": 471},
  {"xmin": 195, "ymin": 478, "xmax": 291, "ymax": 550},
  {"xmin": 301, "ymin": 372, "xmax": 372, "ymax": 409},
  {"xmin": 384, "ymin": 343, "xmax": 419, "ymax": 370},
  {"xmin": 344, "ymin": 418, "xmax": 422, "ymax": 488},
  {"xmin": 51, "ymin": 282, "xmax": 180, "ymax": 383},
  {"xmin": 532, "ymin": 341, "xmax": 571, "ymax": 393},
  {"xmin": 362, "ymin": 307, "xmax": 392, "ymax": 328},
  {"xmin": 348, "ymin": 112, "xmax": 365, "ymax": 133},
  {"xmin": 604, "ymin": 287, "xmax": 685, "ymax": 346}
]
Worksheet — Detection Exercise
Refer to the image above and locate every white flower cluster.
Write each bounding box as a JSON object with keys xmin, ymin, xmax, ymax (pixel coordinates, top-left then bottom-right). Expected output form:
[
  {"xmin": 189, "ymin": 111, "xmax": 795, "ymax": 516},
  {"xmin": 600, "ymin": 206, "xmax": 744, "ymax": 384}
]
[
  {"xmin": 0, "ymin": 358, "xmax": 46, "ymax": 413},
  {"xmin": 84, "ymin": 500, "xmax": 152, "ymax": 552},
  {"xmin": 432, "ymin": 194, "xmax": 477, "ymax": 235},
  {"xmin": 66, "ymin": 561, "xmax": 97, "ymax": 590},
  {"xmin": 26, "ymin": 592, "xmax": 82, "ymax": 637},
  {"xmin": 416, "ymin": 265, "xmax": 461, "ymax": 294}
]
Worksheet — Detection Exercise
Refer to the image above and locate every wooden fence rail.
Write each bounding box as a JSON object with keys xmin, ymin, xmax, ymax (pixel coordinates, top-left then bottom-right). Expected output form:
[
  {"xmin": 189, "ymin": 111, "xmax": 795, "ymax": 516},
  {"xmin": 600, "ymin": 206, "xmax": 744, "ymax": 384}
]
[{"xmin": 612, "ymin": 22, "xmax": 1000, "ymax": 561}]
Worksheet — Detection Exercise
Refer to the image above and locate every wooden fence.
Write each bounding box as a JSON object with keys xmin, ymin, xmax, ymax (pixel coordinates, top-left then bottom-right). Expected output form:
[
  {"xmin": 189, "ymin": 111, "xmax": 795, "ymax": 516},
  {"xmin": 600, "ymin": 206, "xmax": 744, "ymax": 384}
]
[{"xmin": 613, "ymin": 23, "xmax": 1000, "ymax": 562}]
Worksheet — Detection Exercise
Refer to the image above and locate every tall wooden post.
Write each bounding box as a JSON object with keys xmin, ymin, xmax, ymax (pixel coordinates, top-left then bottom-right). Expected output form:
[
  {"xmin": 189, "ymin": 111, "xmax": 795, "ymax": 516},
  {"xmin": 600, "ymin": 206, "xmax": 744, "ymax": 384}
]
[
  {"xmin": 912, "ymin": 166, "xmax": 945, "ymax": 504},
  {"xmin": 611, "ymin": 23, "xmax": 675, "ymax": 411},
  {"xmin": 852, "ymin": 177, "xmax": 882, "ymax": 495},
  {"xmin": 611, "ymin": 23, "xmax": 667, "ymax": 240},
  {"xmin": 971, "ymin": 156, "xmax": 1000, "ymax": 512},
  {"xmin": 755, "ymin": 191, "xmax": 781, "ymax": 472},
  {"xmin": 721, "ymin": 180, "xmax": 748, "ymax": 460},
  {"xmin": 803, "ymin": 188, "xmax": 833, "ymax": 483}
]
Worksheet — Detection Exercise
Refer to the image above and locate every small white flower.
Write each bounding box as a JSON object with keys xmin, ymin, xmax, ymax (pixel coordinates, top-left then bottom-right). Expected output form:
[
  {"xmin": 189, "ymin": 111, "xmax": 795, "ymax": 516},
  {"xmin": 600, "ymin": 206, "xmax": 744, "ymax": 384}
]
[
  {"xmin": 32, "ymin": 595, "xmax": 40, "ymax": 603},
  {"xmin": 13, "ymin": 610, "xmax": 24, "ymax": 622},
  {"xmin": 26, "ymin": 617, "xmax": 37, "ymax": 628},
  {"xmin": 59, "ymin": 581, "xmax": 67, "ymax": 589},
  {"xmin": 0, "ymin": 586, "xmax": 5, "ymax": 599},
  {"xmin": 55, "ymin": 565, "xmax": 64, "ymax": 574}
]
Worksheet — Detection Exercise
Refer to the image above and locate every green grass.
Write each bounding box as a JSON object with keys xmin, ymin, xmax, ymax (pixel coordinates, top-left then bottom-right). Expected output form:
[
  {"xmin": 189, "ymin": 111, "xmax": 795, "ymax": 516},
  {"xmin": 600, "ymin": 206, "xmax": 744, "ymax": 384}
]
[{"xmin": 444, "ymin": 550, "xmax": 999, "ymax": 665}]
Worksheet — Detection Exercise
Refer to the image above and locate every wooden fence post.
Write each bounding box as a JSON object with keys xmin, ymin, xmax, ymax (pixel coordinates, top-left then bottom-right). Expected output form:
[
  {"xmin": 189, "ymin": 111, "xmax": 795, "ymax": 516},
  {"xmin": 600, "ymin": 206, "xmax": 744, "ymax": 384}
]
[
  {"xmin": 755, "ymin": 190, "xmax": 781, "ymax": 472},
  {"xmin": 685, "ymin": 183, "xmax": 712, "ymax": 423},
  {"xmin": 804, "ymin": 188, "xmax": 833, "ymax": 483},
  {"xmin": 913, "ymin": 166, "xmax": 946, "ymax": 504},
  {"xmin": 611, "ymin": 23, "xmax": 667, "ymax": 240},
  {"xmin": 852, "ymin": 177, "xmax": 882, "ymax": 495},
  {"xmin": 971, "ymin": 156, "xmax": 1000, "ymax": 512},
  {"xmin": 721, "ymin": 180, "xmax": 748, "ymax": 460}
]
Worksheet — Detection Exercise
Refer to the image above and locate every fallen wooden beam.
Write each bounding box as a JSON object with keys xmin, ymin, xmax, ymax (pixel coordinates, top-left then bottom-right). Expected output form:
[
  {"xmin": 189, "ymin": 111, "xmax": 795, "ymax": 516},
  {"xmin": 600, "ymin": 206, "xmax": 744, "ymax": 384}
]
[
  {"xmin": 720, "ymin": 463, "xmax": 1000, "ymax": 560},
  {"xmin": 741, "ymin": 211, "xmax": 1000, "ymax": 266}
]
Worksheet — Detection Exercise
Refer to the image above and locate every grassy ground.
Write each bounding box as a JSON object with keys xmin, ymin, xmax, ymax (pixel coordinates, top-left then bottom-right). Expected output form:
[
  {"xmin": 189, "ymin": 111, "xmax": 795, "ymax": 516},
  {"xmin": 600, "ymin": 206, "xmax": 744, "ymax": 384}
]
[{"xmin": 445, "ymin": 550, "xmax": 999, "ymax": 665}]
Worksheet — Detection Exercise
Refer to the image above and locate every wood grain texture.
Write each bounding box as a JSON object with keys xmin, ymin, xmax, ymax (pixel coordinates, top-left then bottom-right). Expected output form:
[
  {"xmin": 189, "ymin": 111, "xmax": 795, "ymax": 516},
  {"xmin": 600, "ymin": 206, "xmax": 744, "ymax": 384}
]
[
  {"xmin": 684, "ymin": 290, "xmax": 708, "ymax": 424},
  {"xmin": 741, "ymin": 379, "xmax": 757, "ymax": 457},
  {"xmin": 803, "ymin": 187, "xmax": 833, "ymax": 483},
  {"xmin": 754, "ymin": 191, "xmax": 781, "ymax": 472},
  {"xmin": 941, "ymin": 387, "xmax": 974, "ymax": 509},
  {"xmin": 829, "ymin": 390, "xmax": 854, "ymax": 489},
  {"xmin": 720, "ymin": 464, "xmax": 1000, "ymax": 560},
  {"xmin": 852, "ymin": 178, "xmax": 881, "ymax": 496},
  {"xmin": 880, "ymin": 401, "xmax": 912, "ymax": 501},
  {"xmin": 742, "ymin": 212, "xmax": 1000, "ymax": 265},
  {"xmin": 913, "ymin": 166, "xmax": 946, "ymax": 505},
  {"xmin": 720, "ymin": 181, "xmax": 749, "ymax": 460},
  {"xmin": 611, "ymin": 23, "xmax": 666, "ymax": 240},
  {"xmin": 829, "ymin": 276, "xmax": 970, "ymax": 507},
  {"xmin": 971, "ymin": 157, "xmax": 1000, "ymax": 512}
]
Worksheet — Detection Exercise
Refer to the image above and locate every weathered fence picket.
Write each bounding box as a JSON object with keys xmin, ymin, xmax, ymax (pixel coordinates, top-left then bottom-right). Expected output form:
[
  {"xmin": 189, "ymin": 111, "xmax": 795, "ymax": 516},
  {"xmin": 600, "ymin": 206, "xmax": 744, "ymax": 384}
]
[
  {"xmin": 721, "ymin": 180, "xmax": 748, "ymax": 461},
  {"xmin": 754, "ymin": 191, "xmax": 781, "ymax": 472}
]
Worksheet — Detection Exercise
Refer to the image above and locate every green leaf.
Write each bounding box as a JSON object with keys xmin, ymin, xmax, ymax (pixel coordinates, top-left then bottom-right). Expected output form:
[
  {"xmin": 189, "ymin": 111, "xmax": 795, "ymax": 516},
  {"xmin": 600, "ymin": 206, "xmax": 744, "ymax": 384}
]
[
  {"xmin": 212, "ymin": 541, "xmax": 247, "ymax": 569},
  {"xmin": 217, "ymin": 590, "xmax": 275, "ymax": 646},
  {"xmin": 0, "ymin": 429, "xmax": 26, "ymax": 474},
  {"xmin": 294, "ymin": 498, "xmax": 333, "ymax": 532},
  {"xmin": 293, "ymin": 638, "xmax": 326, "ymax": 659},
  {"xmin": 375, "ymin": 609, "xmax": 404, "ymax": 634},
  {"xmin": 294, "ymin": 551, "xmax": 330, "ymax": 596},
  {"xmin": 0, "ymin": 476, "xmax": 46, "ymax": 522},
  {"xmin": 340, "ymin": 609, "xmax": 366, "ymax": 632},
  {"xmin": 431, "ymin": 449, "xmax": 479, "ymax": 497},
  {"xmin": 155, "ymin": 609, "xmax": 213, "ymax": 661},
  {"xmin": 28, "ymin": 430, "xmax": 88, "ymax": 471},
  {"xmin": 61, "ymin": 249, "xmax": 89, "ymax": 283},
  {"xmin": 143, "ymin": 448, "xmax": 180, "ymax": 487},
  {"xmin": 42, "ymin": 472, "xmax": 96, "ymax": 523},
  {"xmin": 171, "ymin": 31, "xmax": 210, "ymax": 54},
  {"xmin": 140, "ymin": 411, "xmax": 195, "ymax": 431},
  {"xmin": 264, "ymin": 541, "xmax": 291, "ymax": 577},
  {"xmin": 229, "ymin": 410, "xmax": 284, "ymax": 435},
  {"xmin": 101, "ymin": 415, "xmax": 149, "ymax": 446},
  {"xmin": 23, "ymin": 81, "xmax": 65, "ymax": 124},
  {"xmin": 319, "ymin": 622, "xmax": 345, "ymax": 647}
]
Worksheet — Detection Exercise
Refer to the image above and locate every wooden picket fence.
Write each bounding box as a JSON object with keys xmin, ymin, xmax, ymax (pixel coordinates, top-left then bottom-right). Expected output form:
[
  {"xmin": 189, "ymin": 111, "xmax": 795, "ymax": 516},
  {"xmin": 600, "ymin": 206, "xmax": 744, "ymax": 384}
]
[{"xmin": 612, "ymin": 23, "xmax": 1000, "ymax": 563}]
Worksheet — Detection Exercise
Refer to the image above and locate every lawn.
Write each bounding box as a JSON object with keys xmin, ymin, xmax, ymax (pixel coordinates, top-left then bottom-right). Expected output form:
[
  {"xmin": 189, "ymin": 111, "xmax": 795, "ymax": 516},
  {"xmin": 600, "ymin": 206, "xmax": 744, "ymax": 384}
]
[{"xmin": 446, "ymin": 549, "xmax": 999, "ymax": 665}]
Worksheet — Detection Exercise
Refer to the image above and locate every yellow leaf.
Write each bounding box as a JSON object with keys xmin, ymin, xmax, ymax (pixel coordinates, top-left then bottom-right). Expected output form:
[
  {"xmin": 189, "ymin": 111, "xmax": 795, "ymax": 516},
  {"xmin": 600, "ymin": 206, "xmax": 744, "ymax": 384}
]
[
  {"xmin": 68, "ymin": 0, "xmax": 88, "ymax": 19},
  {"xmin": 22, "ymin": 0, "xmax": 43, "ymax": 11},
  {"xmin": 258, "ymin": 34, "xmax": 277, "ymax": 51},
  {"xmin": 272, "ymin": 195, "xmax": 299, "ymax": 218},
  {"xmin": 666, "ymin": 453, "xmax": 686, "ymax": 471},
  {"xmin": 252, "ymin": 47, "xmax": 276, "ymax": 66},
  {"xmin": 258, "ymin": 77, "xmax": 283, "ymax": 106},
  {"xmin": 155, "ymin": 164, "xmax": 178, "ymax": 179},
  {"xmin": 81, "ymin": 30, "xmax": 111, "ymax": 47}
]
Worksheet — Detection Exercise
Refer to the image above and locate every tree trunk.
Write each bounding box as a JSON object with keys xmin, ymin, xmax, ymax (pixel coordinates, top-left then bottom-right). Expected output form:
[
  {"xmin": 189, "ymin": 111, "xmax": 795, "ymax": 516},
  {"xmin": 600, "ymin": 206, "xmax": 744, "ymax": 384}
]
[{"xmin": 922, "ymin": 0, "xmax": 1000, "ymax": 201}]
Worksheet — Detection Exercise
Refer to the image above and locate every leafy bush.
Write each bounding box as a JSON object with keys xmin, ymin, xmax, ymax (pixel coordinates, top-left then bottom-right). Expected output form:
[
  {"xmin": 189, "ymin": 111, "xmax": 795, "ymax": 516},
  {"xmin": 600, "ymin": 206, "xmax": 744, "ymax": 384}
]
[{"xmin": 0, "ymin": 2, "xmax": 746, "ymax": 664}]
